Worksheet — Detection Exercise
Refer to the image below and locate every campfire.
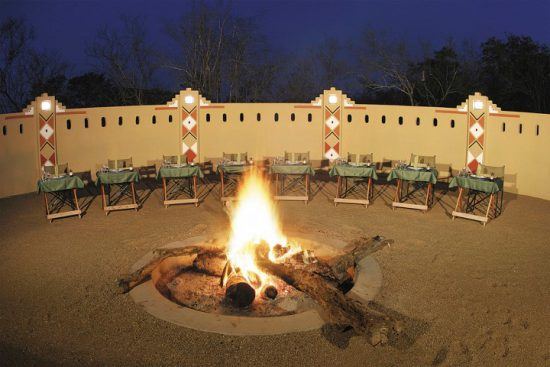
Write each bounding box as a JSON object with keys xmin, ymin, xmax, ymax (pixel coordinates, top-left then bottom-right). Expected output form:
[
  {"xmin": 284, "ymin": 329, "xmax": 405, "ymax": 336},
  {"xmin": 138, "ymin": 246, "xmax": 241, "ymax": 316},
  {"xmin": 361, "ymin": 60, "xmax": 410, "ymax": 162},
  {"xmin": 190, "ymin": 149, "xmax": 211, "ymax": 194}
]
[
  {"xmin": 119, "ymin": 170, "xmax": 402, "ymax": 345},
  {"xmin": 221, "ymin": 171, "xmax": 305, "ymax": 307}
]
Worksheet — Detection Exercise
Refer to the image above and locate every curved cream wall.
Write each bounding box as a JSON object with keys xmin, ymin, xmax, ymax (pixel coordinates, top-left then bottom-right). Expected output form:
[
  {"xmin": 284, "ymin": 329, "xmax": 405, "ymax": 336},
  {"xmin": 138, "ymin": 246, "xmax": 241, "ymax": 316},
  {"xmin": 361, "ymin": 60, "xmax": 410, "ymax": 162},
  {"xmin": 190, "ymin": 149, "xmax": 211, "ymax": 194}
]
[{"xmin": 0, "ymin": 89, "xmax": 548, "ymax": 201}]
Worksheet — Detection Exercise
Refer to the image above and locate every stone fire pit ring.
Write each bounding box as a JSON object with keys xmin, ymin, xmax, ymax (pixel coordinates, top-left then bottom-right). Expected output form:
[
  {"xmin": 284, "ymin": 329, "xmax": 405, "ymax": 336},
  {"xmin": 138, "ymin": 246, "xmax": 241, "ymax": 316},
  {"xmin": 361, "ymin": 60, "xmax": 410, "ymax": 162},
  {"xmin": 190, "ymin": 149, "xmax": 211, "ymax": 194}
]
[{"xmin": 129, "ymin": 233, "xmax": 382, "ymax": 336}]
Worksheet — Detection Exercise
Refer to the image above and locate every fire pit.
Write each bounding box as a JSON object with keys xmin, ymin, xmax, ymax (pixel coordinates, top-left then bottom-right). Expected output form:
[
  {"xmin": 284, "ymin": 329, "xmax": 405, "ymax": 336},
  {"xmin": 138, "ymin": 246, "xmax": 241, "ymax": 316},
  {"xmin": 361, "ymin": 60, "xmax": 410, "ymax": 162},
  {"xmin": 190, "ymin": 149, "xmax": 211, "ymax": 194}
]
[
  {"xmin": 126, "ymin": 234, "xmax": 382, "ymax": 335},
  {"xmin": 120, "ymin": 171, "xmax": 394, "ymax": 341}
]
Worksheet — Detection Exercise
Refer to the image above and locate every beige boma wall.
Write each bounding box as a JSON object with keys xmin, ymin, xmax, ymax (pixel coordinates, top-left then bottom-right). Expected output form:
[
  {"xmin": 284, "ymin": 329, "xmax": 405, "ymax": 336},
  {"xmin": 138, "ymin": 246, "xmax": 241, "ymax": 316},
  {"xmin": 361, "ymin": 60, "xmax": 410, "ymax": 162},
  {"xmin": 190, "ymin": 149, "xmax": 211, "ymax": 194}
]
[{"xmin": 0, "ymin": 88, "xmax": 548, "ymax": 200}]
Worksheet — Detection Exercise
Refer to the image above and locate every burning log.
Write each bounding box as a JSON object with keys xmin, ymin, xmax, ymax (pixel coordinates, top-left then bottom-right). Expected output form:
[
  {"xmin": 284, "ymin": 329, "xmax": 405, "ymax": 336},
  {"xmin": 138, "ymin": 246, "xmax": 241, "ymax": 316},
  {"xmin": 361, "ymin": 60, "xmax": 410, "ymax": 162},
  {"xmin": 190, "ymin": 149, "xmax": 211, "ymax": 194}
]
[
  {"xmin": 225, "ymin": 274, "xmax": 256, "ymax": 308},
  {"xmin": 263, "ymin": 285, "xmax": 278, "ymax": 299},
  {"xmin": 255, "ymin": 236, "xmax": 398, "ymax": 345}
]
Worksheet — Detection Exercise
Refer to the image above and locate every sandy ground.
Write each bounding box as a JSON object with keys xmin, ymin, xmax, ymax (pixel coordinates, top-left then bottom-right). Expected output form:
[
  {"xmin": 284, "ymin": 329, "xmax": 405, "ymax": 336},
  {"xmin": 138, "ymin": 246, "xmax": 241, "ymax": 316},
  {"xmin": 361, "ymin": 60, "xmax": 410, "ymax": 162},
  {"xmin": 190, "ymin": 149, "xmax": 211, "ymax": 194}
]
[{"xmin": 0, "ymin": 176, "xmax": 549, "ymax": 367}]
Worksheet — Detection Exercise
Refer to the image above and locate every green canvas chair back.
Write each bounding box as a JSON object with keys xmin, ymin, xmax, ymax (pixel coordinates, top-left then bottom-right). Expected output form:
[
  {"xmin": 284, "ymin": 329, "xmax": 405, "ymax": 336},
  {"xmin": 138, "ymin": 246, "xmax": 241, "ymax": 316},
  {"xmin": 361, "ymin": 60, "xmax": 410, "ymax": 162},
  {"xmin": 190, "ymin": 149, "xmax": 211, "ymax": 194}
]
[
  {"xmin": 348, "ymin": 153, "xmax": 373, "ymax": 164},
  {"xmin": 44, "ymin": 163, "xmax": 68, "ymax": 176},
  {"xmin": 108, "ymin": 157, "xmax": 132, "ymax": 169},
  {"xmin": 223, "ymin": 152, "xmax": 247, "ymax": 163},
  {"xmin": 163, "ymin": 154, "xmax": 187, "ymax": 165},
  {"xmin": 410, "ymin": 154, "xmax": 436, "ymax": 167},
  {"xmin": 478, "ymin": 164, "xmax": 505, "ymax": 178},
  {"xmin": 285, "ymin": 151, "xmax": 309, "ymax": 162}
]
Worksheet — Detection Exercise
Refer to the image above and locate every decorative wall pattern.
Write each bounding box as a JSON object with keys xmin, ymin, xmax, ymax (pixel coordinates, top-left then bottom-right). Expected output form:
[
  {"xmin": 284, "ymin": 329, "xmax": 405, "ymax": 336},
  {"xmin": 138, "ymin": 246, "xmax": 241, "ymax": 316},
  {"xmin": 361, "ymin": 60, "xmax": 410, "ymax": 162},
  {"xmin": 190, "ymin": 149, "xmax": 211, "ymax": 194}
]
[
  {"xmin": 321, "ymin": 88, "xmax": 342, "ymax": 160},
  {"xmin": 39, "ymin": 112, "xmax": 56, "ymax": 167}
]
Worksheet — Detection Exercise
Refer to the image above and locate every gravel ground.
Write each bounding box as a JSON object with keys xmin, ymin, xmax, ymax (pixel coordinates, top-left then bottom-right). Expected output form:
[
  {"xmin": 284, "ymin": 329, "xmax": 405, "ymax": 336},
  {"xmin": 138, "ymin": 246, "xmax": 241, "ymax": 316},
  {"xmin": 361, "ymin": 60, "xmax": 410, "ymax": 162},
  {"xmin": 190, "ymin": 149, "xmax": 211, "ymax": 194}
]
[{"xmin": 0, "ymin": 179, "xmax": 549, "ymax": 366}]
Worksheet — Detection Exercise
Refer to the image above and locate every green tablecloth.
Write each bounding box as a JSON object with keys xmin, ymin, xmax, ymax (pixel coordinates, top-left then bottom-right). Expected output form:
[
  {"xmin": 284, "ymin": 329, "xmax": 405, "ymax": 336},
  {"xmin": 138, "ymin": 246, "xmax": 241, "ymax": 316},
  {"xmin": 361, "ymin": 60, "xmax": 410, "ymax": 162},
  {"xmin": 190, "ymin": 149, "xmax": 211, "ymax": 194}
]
[
  {"xmin": 329, "ymin": 164, "xmax": 378, "ymax": 179},
  {"xmin": 96, "ymin": 170, "xmax": 139, "ymax": 185},
  {"xmin": 218, "ymin": 164, "xmax": 253, "ymax": 174},
  {"xmin": 38, "ymin": 175, "xmax": 85, "ymax": 193},
  {"xmin": 449, "ymin": 176, "xmax": 502, "ymax": 194},
  {"xmin": 387, "ymin": 167, "xmax": 439, "ymax": 184},
  {"xmin": 157, "ymin": 165, "xmax": 204, "ymax": 179},
  {"xmin": 269, "ymin": 164, "xmax": 315, "ymax": 176}
]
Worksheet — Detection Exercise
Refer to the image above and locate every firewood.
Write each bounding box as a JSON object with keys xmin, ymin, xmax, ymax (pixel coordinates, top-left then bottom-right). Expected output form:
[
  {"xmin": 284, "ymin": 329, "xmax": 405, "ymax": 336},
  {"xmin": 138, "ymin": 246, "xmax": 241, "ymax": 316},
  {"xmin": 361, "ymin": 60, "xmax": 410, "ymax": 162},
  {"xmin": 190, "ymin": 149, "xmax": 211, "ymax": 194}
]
[
  {"xmin": 117, "ymin": 246, "xmax": 224, "ymax": 293},
  {"xmin": 255, "ymin": 243, "xmax": 398, "ymax": 345},
  {"xmin": 328, "ymin": 235, "xmax": 393, "ymax": 283},
  {"xmin": 263, "ymin": 285, "xmax": 278, "ymax": 299},
  {"xmin": 225, "ymin": 275, "xmax": 256, "ymax": 308},
  {"xmin": 193, "ymin": 251, "xmax": 227, "ymax": 276}
]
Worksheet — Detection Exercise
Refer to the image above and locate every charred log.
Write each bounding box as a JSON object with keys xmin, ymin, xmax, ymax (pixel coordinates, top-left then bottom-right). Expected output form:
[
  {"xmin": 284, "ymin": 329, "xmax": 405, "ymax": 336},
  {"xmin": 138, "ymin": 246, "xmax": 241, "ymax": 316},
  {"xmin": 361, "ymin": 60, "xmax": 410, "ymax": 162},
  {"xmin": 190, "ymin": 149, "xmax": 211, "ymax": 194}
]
[
  {"xmin": 263, "ymin": 285, "xmax": 278, "ymax": 299},
  {"xmin": 255, "ymin": 240, "xmax": 399, "ymax": 345},
  {"xmin": 225, "ymin": 275, "xmax": 256, "ymax": 308}
]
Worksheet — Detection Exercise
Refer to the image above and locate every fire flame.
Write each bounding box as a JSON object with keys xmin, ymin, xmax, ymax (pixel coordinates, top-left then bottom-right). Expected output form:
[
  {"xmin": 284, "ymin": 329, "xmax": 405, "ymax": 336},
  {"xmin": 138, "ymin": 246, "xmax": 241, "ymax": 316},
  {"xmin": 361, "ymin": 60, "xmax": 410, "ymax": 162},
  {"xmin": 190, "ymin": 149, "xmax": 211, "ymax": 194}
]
[{"xmin": 225, "ymin": 170, "xmax": 300, "ymax": 289}]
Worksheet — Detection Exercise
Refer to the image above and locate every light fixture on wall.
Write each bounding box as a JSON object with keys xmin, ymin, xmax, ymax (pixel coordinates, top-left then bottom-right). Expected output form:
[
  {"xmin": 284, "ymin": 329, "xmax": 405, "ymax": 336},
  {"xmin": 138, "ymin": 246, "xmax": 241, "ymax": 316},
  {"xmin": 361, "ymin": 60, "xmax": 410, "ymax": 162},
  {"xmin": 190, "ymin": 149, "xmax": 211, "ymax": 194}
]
[
  {"xmin": 184, "ymin": 95, "xmax": 195, "ymax": 104},
  {"xmin": 473, "ymin": 100, "xmax": 484, "ymax": 110},
  {"xmin": 328, "ymin": 94, "xmax": 338, "ymax": 104},
  {"xmin": 41, "ymin": 100, "xmax": 51, "ymax": 111}
]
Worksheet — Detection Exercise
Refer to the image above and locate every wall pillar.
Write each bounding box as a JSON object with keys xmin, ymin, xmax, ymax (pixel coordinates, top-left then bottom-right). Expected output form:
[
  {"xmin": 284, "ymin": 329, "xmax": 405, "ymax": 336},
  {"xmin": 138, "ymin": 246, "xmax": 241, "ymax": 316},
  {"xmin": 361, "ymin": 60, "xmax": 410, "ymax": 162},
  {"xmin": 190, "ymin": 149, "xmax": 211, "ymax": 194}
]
[
  {"xmin": 33, "ymin": 93, "xmax": 60, "ymax": 173},
  {"xmin": 322, "ymin": 88, "xmax": 343, "ymax": 161},
  {"xmin": 461, "ymin": 92, "xmax": 502, "ymax": 172},
  {"xmin": 173, "ymin": 88, "xmax": 201, "ymax": 162}
]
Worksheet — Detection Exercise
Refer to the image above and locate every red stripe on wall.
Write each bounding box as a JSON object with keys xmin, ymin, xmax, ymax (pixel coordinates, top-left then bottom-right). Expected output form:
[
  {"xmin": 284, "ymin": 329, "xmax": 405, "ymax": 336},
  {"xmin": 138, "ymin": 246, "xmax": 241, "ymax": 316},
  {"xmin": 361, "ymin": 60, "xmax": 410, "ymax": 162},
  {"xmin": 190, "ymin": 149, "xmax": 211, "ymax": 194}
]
[
  {"xmin": 201, "ymin": 105, "xmax": 225, "ymax": 109},
  {"xmin": 489, "ymin": 113, "xmax": 520, "ymax": 118},
  {"xmin": 5, "ymin": 114, "xmax": 33, "ymax": 120},
  {"xmin": 435, "ymin": 109, "xmax": 467, "ymax": 115},
  {"xmin": 154, "ymin": 107, "xmax": 177, "ymax": 110},
  {"xmin": 345, "ymin": 106, "xmax": 367, "ymax": 110},
  {"xmin": 294, "ymin": 105, "xmax": 322, "ymax": 109},
  {"xmin": 57, "ymin": 111, "xmax": 86, "ymax": 115}
]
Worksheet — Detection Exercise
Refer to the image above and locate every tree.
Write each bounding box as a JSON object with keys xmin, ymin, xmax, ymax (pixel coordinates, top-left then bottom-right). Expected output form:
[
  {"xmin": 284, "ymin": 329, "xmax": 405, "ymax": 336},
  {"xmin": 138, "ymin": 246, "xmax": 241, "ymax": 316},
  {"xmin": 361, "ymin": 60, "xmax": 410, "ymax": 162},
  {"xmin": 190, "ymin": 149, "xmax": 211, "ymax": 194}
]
[
  {"xmin": 356, "ymin": 30, "xmax": 419, "ymax": 105},
  {"xmin": 26, "ymin": 50, "xmax": 69, "ymax": 98},
  {"xmin": 164, "ymin": 0, "xmax": 278, "ymax": 102},
  {"xmin": 0, "ymin": 17, "xmax": 33, "ymax": 113},
  {"xmin": 413, "ymin": 45, "xmax": 461, "ymax": 107},
  {"xmin": 481, "ymin": 35, "xmax": 550, "ymax": 113},
  {"xmin": 88, "ymin": 16, "xmax": 158, "ymax": 105},
  {"xmin": 63, "ymin": 72, "xmax": 117, "ymax": 107}
]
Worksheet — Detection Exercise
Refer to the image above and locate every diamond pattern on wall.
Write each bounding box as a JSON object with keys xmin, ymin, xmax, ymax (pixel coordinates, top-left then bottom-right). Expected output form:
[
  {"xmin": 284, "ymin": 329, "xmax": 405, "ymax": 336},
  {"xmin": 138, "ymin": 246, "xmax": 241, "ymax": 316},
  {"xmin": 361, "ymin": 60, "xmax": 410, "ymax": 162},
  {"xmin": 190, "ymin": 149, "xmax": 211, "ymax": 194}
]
[
  {"xmin": 181, "ymin": 105, "xmax": 198, "ymax": 162},
  {"xmin": 469, "ymin": 122, "xmax": 484, "ymax": 140},
  {"xmin": 323, "ymin": 106, "xmax": 340, "ymax": 160},
  {"xmin": 467, "ymin": 112, "xmax": 485, "ymax": 173},
  {"xmin": 38, "ymin": 113, "xmax": 57, "ymax": 170},
  {"xmin": 40, "ymin": 123, "xmax": 54, "ymax": 140}
]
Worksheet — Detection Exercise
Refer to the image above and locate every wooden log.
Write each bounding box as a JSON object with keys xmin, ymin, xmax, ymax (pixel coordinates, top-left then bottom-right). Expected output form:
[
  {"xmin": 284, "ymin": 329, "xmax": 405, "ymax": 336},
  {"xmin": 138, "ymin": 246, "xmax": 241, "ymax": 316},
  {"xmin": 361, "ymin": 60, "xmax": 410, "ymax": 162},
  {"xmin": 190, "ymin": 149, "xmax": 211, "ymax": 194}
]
[
  {"xmin": 192, "ymin": 251, "xmax": 227, "ymax": 276},
  {"xmin": 328, "ymin": 235, "xmax": 393, "ymax": 283},
  {"xmin": 225, "ymin": 275, "xmax": 256, "ymax": 308},
  {"xmin": 255, "ymin": 242, "xmax": 398, "ymax": 345},
  {"xmin": 117, "ymin": 246, "xmax": 224, "ymax": 293}
]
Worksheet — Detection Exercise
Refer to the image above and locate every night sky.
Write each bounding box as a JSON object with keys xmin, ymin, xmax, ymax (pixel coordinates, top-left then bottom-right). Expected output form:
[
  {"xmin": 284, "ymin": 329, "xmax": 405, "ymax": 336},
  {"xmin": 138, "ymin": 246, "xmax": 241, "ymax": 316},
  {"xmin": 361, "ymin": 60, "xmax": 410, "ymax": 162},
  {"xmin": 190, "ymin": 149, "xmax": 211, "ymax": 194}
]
[{"xmin": 2, "ymin": 0, "xmax": 550, "ymax": 89}]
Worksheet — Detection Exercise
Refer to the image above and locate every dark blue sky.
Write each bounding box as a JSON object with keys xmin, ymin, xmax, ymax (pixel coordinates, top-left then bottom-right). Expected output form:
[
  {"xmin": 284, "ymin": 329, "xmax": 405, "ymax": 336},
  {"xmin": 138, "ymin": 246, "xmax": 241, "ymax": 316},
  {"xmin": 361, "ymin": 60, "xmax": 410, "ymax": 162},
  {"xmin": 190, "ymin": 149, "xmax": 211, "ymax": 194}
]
[{"xmin": 2, "ymin": 0, "xmax": 549, "ymax": 89}]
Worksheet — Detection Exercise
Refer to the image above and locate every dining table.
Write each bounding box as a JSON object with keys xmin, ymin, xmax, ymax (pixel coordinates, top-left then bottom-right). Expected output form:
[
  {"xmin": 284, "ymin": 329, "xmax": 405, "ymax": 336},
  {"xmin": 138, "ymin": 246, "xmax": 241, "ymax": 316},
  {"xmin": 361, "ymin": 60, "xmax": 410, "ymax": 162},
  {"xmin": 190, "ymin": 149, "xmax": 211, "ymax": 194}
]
[
  {"xmin": 157, "ymin": 164, "xmax": 204, "ymax": 208},
  {"xmin": 96, "ymin": 169, "xmax": 140, "ymax": 214},
  {"xmin": 269, "ymin": 162, "xmax": 315, "ymax": 204},
  {"xmin": 449, "ymin": 174, "xmax": 503, "ymax": 225},
  {"xmin": 387, "ymin": 166, "xmax": 438, "ymax": 212},
  {"xmin": 38, "ymin": 174, "xmax": 85, "ymax": 222},
  {"xmin": 329, "ymin": 163, "xmax": 378, "ymax": 208}
]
